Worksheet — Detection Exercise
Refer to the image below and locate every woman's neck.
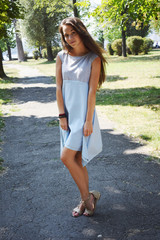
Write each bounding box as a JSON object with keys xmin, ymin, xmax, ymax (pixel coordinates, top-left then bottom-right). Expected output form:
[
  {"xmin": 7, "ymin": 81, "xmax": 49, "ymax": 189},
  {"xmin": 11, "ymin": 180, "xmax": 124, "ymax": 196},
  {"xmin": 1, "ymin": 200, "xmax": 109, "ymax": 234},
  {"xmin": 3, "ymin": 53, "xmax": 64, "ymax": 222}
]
[{"xmin": 69, "ymin": 45, "xmax": 89, "ymax": 56}]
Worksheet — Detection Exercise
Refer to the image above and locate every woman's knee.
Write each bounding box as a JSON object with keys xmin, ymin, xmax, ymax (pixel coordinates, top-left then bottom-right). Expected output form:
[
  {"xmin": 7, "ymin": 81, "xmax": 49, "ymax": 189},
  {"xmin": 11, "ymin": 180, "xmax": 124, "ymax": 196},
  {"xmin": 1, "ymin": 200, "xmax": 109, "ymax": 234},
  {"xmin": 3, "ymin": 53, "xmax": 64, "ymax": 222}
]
[{"xmin": 60, "ymin": 153, "xmax": 68, "ymax": 165}]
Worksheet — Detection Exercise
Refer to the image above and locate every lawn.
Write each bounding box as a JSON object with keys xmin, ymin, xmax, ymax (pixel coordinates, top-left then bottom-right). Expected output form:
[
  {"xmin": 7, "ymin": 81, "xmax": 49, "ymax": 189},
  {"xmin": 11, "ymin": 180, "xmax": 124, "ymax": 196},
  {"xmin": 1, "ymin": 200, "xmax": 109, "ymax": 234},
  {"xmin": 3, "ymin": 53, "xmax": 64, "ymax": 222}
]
[
  {"xmin": 3, "ymin": 49, "xmax": 160, "ymax": 160},
  {"xmin": 97, "ymin": 49, "xmax": 160, "ymax": 159}
]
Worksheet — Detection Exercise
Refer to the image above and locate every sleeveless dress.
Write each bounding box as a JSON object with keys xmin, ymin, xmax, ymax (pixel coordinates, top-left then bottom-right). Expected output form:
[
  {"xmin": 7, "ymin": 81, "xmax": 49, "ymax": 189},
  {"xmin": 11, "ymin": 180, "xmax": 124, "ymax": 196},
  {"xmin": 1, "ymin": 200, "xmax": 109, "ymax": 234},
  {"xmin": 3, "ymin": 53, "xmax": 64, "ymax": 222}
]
[{"xmin": 58, "ymin": 50, "xmax": 102, "ymax": 166}]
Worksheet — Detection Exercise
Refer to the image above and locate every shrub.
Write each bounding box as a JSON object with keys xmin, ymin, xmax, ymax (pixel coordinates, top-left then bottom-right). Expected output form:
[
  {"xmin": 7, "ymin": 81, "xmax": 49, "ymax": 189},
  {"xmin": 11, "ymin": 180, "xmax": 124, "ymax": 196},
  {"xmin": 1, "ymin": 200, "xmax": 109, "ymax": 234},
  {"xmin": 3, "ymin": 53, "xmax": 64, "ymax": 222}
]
[
  {"xmin": 111, "ymin": 39, "xmax": 122, "ymax": 56},
  {"xmin": 41, "ymin": 48, "xmax": 47, "ymax": 59},
  {"xmin": 126, "ymin": 36, "xmax": 144, "ymax": 55},
  {"xmin": 32, "ymin": 50, "xmax": 39, "ymax": 60},
  {"xmin": 24, "ymin": 51, "xmax": 28, "ymax": 61},
  {"xmin": 106, "ymin": 43, "xmax": 114, "ymax": 55},
  {"xmin": 141, "ymin": 38, "xmax": 154, "ymax": 54}
]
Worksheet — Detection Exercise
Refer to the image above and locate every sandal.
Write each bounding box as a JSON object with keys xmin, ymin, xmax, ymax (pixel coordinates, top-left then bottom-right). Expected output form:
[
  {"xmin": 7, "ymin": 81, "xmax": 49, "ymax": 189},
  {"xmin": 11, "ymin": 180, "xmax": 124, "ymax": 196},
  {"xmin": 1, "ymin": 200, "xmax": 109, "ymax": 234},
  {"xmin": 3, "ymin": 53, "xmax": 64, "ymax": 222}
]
[
  {"xmin": 83, "ymin": 190, "xmax": 101, "ymax": 217},
  {"xmin": 72, "ymin": 200, "xmax": 85, "ymax": 217}
]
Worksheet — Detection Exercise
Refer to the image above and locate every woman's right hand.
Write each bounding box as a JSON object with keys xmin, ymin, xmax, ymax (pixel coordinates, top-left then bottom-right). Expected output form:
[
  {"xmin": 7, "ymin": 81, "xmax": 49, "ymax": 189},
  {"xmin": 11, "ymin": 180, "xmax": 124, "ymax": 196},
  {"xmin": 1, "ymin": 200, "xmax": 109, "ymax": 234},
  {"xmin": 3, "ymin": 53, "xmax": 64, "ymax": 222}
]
[{"xmin": 60, "ymin": 118, "xmax": 68, "ymax": 131}]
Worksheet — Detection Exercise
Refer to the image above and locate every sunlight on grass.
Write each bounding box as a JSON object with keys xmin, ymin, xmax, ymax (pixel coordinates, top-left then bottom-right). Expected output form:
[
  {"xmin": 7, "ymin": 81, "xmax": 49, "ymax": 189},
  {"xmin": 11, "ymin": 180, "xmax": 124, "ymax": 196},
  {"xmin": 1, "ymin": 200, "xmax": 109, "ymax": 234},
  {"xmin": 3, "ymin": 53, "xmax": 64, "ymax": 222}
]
[{"xmin": 97, "ymin": 49, "xmax": 160, "ymax": 158}]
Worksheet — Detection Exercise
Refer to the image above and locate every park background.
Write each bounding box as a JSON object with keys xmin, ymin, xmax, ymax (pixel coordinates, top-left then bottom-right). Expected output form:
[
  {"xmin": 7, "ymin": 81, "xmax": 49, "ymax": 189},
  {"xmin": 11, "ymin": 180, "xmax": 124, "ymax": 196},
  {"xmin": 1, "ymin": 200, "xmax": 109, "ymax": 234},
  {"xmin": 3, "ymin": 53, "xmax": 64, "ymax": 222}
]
[{"xmin": 0, "ymin": 0, "xmax": 160, "ymax": 171}]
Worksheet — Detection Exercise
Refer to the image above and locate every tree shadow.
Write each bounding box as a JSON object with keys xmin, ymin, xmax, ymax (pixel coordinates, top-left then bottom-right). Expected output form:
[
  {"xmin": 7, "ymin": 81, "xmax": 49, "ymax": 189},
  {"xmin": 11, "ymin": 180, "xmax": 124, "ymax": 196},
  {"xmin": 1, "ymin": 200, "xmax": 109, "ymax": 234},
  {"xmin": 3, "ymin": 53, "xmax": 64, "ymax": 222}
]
[
  {"xmin": 11, "ymin": 85, "xmax": 57, "ymax": 104},
  {"xmin": 96, "ymin": 86, "xmax": 160, "ymax": 110},
  {"xmin": 107, "ymin": 75, "xmax": 128, "ymax": 82},
  {"xmin": 109, "ymin": 50, "xmax": 160, "ymax": 63}
]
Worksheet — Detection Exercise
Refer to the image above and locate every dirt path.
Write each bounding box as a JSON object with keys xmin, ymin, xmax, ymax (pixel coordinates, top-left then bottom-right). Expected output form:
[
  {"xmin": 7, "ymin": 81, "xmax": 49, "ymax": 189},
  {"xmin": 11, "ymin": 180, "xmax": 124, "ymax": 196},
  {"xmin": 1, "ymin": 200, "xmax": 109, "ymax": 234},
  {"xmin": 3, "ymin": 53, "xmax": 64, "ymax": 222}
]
[{"xmin": 1, "ymin": 64, "xmax": 160, "ymax": 240}]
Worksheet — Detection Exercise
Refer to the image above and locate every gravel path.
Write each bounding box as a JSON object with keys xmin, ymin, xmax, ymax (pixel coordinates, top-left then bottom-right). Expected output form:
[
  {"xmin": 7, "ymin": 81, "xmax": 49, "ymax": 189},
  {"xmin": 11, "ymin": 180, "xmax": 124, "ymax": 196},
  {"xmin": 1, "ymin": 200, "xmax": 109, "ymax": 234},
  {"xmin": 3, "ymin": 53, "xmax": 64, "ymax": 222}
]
[{"xmin": 1, "ymin": 64, "xmax": 160, "ymax": 240}]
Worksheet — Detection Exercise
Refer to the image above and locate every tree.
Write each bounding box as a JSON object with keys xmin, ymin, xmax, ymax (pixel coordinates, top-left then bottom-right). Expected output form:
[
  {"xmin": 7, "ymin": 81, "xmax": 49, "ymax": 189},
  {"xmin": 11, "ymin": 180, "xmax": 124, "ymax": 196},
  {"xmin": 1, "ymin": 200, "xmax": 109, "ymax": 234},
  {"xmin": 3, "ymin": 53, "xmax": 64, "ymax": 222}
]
[
  {"xmin": 13, "ymin": 19, "xmax": 26, "ymax": 62},
  {"xmin": 20, "ymin": 0, "xmax": 69, "ymax": 61},
  {"xmin": 0, "ymin": 0, "xmax": 23, "ymax": 77},
  {"xmin": 0, "ymin": 24, "xmax": 16, "ymax": 61},
  {"xmin": 73, "ymin": 0, "xmax": 79, "ymax": 17},
  {"xmin": 92, "ymin": 0, "xmax": 160, "ymax": 57}
]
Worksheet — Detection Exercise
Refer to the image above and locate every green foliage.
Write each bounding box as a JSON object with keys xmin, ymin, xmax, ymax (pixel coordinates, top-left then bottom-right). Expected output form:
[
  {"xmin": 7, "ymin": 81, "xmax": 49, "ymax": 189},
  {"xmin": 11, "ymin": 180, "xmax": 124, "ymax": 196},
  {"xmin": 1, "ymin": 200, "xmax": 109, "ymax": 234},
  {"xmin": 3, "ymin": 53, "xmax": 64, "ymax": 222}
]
[
  {"xmin": 20, "ymin": 0, "xmax": 68, "ymax": 49},
  {"xmin": 106, "ymin": 43, "xmax": 114, "ymax": 55},
  {"xmin": 111, "ymin": 39, "xmax": 122, "ymax": 56},
  {"xmin": 126, "ymin": 18, "xmax": 150, "ymax": 38},
  {"xmin": 0, "ymin": 0, "xmax": 23, "ymax": 39},
  {"xmin": 103, "ymin": 24, "xmax": 122, "ymax": 43},
  {"xmin": 33, "ymin": 50, "xmax": 39, "ymax": 60},
  {"xmin": 150, "ymin": 12, "xmax": 160, "ymax": 34},
  {"xmin": 90, "ymin": 0, "xmax": 160, "ymax": 56},
  {"xmin": 0, "ymin": 24, "xmax": 16, "ymax": 52},
  {"xmin": 126, "ymin": 36, "xmax": 144, "ymax": 55},
  {"xmin": 41, "ymin": 48, "xmax": 47, "ymax": 59},
  {"xmin": 141, "ymin": 38, "xmax": 154, "ymax": 54}
]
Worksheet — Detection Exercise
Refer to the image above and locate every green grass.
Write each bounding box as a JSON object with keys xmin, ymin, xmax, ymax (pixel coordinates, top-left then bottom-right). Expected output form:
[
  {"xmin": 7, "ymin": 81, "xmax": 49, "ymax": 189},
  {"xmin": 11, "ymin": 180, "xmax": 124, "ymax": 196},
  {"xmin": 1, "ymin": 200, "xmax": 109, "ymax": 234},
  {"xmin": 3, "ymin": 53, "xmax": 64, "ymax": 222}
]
[{"xmin": 97, "ymin": 49, "xmax": 160, "ymax": 159}]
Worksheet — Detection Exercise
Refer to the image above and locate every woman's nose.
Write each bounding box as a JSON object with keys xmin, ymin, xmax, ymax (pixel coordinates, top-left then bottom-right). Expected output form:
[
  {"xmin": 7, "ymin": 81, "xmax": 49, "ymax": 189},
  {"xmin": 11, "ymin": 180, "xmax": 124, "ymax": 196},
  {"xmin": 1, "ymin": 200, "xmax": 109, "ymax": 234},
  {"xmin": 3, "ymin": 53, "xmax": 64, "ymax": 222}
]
[{"xmin": 68, "ymin": 34, "xmax": 73, "ymax": 40}]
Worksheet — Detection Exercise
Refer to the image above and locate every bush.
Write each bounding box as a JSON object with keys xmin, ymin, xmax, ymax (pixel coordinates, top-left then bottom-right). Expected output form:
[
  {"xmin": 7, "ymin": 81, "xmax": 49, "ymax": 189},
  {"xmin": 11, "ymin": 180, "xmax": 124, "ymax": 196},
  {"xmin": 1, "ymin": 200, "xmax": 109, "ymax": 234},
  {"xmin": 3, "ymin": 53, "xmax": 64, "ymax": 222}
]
[
  {"xmin": 106, "ymin": 43, "xmax": 114, "ymax": 55},
  {"xmin": 111, "ymin": 39, "xmax": 122, "ymax": 56},
  {"xmin": 32, "ymin": 50, "xmax": 39, "ymax": 60},
  {"xmin": 141, "ymin": 38, "xmax": 154, "ymax": 54},
  {"xmin": 24, "ymin": 51, "xmax": 28, "ymax": 61},
  {"xmin": 126, "ymin": 36, "xmax": 144, "ymax": 55},
  {"xmin": 41, "ymin": 48, "xmax": 47, "ymax": 59}
]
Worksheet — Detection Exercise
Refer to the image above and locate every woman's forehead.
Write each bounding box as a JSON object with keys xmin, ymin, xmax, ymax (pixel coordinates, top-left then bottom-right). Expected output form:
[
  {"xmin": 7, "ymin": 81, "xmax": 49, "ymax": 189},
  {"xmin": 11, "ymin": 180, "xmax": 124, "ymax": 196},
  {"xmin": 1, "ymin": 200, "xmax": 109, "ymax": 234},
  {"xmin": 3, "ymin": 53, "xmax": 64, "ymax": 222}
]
[{"xmin": 62, "ymin": 24, "xmax": 75, "ymax": 34}]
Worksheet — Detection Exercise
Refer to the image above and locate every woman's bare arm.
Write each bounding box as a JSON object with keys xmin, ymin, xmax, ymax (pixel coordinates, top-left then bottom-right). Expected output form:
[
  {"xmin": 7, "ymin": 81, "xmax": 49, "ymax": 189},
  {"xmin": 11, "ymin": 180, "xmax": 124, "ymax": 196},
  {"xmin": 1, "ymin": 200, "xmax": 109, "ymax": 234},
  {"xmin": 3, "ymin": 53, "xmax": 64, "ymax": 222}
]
[
  {"xmin": 56, "ymin": 55, "xmax": 68, "ymax": 130},
  {"xmin": 83, "ymin": 57, "xmax": 101, "ymax": 137}
]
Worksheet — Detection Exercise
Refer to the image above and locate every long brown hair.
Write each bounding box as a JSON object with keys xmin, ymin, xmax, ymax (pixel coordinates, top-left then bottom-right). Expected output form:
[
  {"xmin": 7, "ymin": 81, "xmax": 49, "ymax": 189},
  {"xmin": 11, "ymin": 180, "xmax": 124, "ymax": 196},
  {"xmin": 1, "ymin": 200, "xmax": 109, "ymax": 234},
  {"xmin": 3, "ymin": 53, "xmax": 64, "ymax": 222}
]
[{"xmin": 59, "ymin": 17, "xmax": 107, "ymax": 88}]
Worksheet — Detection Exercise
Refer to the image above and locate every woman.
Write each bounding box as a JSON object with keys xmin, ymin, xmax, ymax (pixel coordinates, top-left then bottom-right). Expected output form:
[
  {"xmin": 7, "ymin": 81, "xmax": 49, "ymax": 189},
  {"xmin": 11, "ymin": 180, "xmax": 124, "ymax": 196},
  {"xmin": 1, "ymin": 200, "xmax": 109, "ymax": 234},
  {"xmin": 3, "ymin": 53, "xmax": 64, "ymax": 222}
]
[{"xmin": 56, "ymin": 17, "xmax": 106, "ymax": 217}]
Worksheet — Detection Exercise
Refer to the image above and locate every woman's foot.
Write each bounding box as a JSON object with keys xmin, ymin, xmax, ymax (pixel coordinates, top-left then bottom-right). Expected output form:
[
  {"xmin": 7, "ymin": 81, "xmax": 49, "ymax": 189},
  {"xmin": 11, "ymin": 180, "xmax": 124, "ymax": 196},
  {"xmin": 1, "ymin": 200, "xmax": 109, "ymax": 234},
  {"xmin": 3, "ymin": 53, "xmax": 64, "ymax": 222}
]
[
  {"xmin": 83, "ymin": 191, "xmax": 101, "ymax": 217},
  {"xmin": 72, "ymin": 200, "xmax": 85, "ymax": 217}
]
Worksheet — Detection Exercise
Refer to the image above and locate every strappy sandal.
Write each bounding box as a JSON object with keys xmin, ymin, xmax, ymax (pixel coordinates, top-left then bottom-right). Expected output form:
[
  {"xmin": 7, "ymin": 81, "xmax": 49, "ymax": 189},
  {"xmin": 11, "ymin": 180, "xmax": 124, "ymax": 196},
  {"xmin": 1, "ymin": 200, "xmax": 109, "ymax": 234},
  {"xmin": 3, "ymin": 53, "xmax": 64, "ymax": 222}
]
[
  {"xmin": 83, "ymin": 190, "xmax": 101, "ymax": 217},
  {"xmin": 72, "ymin": 200, "xmax": 85, "ymax": 217}
]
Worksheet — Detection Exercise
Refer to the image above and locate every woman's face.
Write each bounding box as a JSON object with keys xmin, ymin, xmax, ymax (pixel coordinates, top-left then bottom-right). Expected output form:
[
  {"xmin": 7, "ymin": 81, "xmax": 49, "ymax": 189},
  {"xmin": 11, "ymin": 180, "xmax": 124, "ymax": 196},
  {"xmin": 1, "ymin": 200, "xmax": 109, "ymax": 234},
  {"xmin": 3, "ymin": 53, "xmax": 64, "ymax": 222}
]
[{"xmin": 62, "ymin": 24, "xmax": 82, "ymax": 49}]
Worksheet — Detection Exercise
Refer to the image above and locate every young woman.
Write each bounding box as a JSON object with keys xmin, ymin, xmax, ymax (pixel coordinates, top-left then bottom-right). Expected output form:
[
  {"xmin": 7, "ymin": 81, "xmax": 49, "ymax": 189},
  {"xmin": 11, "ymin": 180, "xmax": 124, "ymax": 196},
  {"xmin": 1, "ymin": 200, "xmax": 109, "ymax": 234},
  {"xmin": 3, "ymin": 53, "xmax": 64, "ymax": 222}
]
[{"xmin": 56, "ymin": 17, "xmax": 106, "ymax": 217}]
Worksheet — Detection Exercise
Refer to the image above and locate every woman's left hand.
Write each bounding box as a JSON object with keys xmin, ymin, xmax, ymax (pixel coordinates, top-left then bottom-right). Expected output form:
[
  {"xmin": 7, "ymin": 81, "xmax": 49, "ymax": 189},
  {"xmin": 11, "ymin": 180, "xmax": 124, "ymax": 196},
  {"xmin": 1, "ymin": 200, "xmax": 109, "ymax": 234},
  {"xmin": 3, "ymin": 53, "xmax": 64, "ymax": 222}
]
[{"xmin": 83, "ymin": 121, "xmax": 93, "ymax": 137}]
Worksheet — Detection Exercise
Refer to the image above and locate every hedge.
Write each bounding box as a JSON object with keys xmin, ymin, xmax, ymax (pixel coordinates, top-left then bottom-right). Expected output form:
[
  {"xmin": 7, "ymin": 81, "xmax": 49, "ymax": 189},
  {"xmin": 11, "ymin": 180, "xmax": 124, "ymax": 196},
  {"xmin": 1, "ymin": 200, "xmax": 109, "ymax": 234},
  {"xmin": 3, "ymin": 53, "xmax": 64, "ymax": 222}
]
[
  {"xmin": 111, "ymin": 39, "xmax": 122, "ymax": 56},
  {"xmin": 126, "ymin": 36, "xmax": 144, "ymax": 55}
]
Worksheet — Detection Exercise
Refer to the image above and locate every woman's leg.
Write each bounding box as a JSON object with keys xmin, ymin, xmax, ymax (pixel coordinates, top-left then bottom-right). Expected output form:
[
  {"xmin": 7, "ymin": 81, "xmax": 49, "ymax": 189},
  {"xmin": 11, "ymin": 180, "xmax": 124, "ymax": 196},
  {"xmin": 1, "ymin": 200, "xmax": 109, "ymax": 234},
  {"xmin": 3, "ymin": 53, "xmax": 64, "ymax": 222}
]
[
  {"xmin": 75, "ymin": 151, "xmax": 89, "ymax": 192},
  {"xmin": 61, "ymin": 147, "xmax": 89, "ymax": 200}
]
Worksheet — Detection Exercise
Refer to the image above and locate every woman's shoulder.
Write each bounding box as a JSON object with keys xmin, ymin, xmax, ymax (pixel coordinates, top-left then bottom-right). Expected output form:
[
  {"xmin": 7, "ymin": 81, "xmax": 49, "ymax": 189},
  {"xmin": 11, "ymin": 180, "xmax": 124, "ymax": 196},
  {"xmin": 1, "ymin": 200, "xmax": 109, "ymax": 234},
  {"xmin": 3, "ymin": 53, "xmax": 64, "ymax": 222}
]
[
  {"xmin": 88, "ymin": 52, "xmax": 99, "ymax": 63},
  {"xmin": 57, "ymin": 50, "xmax": 68, "ymax": 62}
]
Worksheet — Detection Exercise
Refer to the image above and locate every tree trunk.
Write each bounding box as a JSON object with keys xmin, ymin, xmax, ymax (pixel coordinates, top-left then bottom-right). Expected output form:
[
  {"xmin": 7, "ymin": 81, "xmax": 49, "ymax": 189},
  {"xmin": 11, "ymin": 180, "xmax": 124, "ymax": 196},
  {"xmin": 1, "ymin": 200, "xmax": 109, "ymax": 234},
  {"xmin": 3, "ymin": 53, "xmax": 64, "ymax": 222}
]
[
  {"xmin": 7, "ymin": 43, "xmax": 12, "ymax": 61},
  {"xmin": 47, "ymin": 42, "xmax": 53, "ymax": 61},
  {"xmin": 122, "ymin": 29, "xmax": 127, "ymax": 57},
  {"xmin": 13, "ymin": 19, "xmax": 26, "ymax": 62},
  {"xmin": 73, "ymin": 0, "xmax": 79, "ymax": 17},
  {"xmin": 0, "ymin": 48, "xmax": 7, "ymax": 78}
]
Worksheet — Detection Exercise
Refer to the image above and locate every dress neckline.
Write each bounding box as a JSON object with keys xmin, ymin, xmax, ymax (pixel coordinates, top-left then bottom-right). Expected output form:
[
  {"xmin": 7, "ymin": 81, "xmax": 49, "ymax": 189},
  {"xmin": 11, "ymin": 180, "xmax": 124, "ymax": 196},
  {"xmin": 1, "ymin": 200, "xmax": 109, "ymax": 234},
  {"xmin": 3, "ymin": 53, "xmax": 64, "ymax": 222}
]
[{"xmin": 67, "ymin": 51, "xmax": 91, "ymax": 58}]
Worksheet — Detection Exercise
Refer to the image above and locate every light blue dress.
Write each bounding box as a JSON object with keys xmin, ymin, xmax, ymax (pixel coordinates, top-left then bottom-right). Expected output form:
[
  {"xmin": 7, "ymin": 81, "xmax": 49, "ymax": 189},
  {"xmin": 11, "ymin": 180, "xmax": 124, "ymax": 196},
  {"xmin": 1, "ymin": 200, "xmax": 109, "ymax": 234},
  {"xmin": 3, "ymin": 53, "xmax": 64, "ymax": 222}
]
[{"xmin": 58, "ymin": 50, "xmax": 102, "ymax": 166}]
